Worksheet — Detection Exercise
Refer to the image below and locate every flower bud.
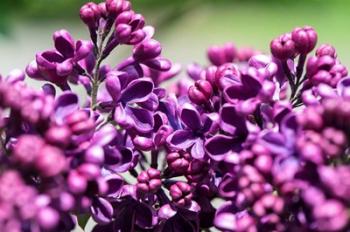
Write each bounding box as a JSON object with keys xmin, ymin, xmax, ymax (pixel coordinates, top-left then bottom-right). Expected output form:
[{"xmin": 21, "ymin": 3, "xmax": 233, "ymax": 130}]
[
  {"xmin": 167, "ymin": 152, "xmax": 191, "ymax": 174},
  {"xmin": 133, "ymin": 39, "xmax": 162, "ymax": 61},
  {"xmin": 67, "ymin": 171, "xmax": 87, "ymax": 194},
  {"xmin": 291, "ymin": 26, "xmax": 317, "ymax": 54},
  {"xmin": 65, "ymin": 111, "xmax": 95, "ymax": 135},
  {"xmin": 37, "ymin": 207, "xmax": 59, "ymax": 230},
  {"xmin": 35, "ymin": 145, "xmax": 66, "ymax": 177},
  {"xmin": 106, "ymin": 0, "xmax": 130, "ymax": 18},
  {"xmin": 270, "ymin": 33, "xmax": 296, "ymax": 60},
  {"xmin": 215, "ymin": 63, "xmax": 240, "ymax": 90},
  {"xmin": 13, "ymin": 135, "xmax": 45, "ymax": 165},
  {"xmin": 187, "ymin": 63, "xmax": 203, "ymax": 81},
  {"xmin": 207, "ymin": 42, "xmax": 237, "ymax": 66},
  {"xmin": 188, "ymin": 80, "xmax": 213, "ymax": 105},
  {"xmin": 237, "ymin": 47, "xmax": 260, "ymax": 62},
  {"xmin": 136, "ymin": 168, "xmax": 161, "ymax": 194},
  {"xmin": 202, "ymin": 66, "xmax": 217, "ymax": 86},
  {"xmin": 85, "ymin": 146, "xmax": 105, "ymax": 164},
  {"xmin": 143, "ymin": 58, "xmax": 171, "ymax": 71},
  {"xmin": 80, "ymin": 2, "xmax": 101, "ymax": 29},
  {"xmin": 316, "ymin": 44, "xmax": 337, "ymax": 58},
  {"xmin": 6, "ymin": 69, "xmax": 25, "ymax": 84},
  {"xmin": 169, "ymin": 182, "xmax": 193, "ymax": 207},
  {"xmin": 105, "ymin": 71, "xmax": 122, "ymax": 102}
]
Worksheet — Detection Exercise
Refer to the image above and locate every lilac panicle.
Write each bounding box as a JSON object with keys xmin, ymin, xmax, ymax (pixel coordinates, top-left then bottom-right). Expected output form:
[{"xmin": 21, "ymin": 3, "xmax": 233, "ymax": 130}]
[{"xmin": 1, "ymin": 3, "xmax": 350, "ymax": 231}]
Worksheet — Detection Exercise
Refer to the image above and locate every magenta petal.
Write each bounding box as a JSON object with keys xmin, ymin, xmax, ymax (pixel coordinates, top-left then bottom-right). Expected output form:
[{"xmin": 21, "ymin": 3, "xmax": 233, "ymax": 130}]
[
  {"xmin": 6, "ymin": 69, "xmax": 25, "ymax": 84},
  {"xmin": 92, "ymin": 124, "xmax": 117, "ymax": 146},
  {"xmin": 180, "ymin": 103, "xmax": 202, "ymax": 131},
  {"xmin": 158, "ymin": 204, "xmax": 177, "ymax": 220},
  {"xmin": 120, "ymin": 78, "xmax": 154, "ymax": 104},
  {"xmin": 56, "ymin": 59, "xmax": 73, "ymax": 76},
  {"xmin": 75, "ymin": 40, "xmax": 93, "ymax": 61},
  {"xmin": 191, "ymin": 139, "xmax": 205, "ymax": 159},
  {"xmin": 167, "ymin": 130, "xmax": 196, "ymax": 151},
  {"xmin": 26, "ymin": 60, "xmax": 44, "ymax": 80}
]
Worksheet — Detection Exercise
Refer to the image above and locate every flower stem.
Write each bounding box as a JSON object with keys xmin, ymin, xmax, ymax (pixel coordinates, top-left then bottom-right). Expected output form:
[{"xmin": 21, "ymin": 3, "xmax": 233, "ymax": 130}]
[
  {"xmin": 282, "ymin": 61, "xmax": 296, "ymax": 100},
  {"xmin": 90, "ymin": 37, "xmax": 108, "ymax": 110},
  {"xmin": 151, "ymin": 150, "xmax": 159, "ymax": 169}
]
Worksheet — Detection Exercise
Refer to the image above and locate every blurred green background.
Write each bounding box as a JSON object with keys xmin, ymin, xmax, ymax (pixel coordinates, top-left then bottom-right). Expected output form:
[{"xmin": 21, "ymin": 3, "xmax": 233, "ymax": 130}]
[{"xmin": 1, "ymin": 0, "xmax": 350, "ymax": 76}]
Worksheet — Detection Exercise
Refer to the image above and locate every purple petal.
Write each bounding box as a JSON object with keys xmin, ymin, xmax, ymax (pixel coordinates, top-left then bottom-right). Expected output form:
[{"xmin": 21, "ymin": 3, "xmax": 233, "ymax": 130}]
[
  {"xmin": 337, "ymin": 76, "xmax": 350, "ymax": 98},
  {"xmin": 138, "ymin": 93, "xmax": 159, "ymax": 111},
  {"xmin": 143, "ymin": 57, "xmax": 172, "ymax": 71},
  {"xmin": 205, "ymin": 135, "xmax": 237, "ymax": 161},
  {"xmin": 114, "ymin": 104, "xmax": 133, "ymax": 129},
  {"xmin": 125, "ymin": 106, "xmax": 154, "ymax": 133},
  {"xmin": 91, "ymin": 197, "xmax": 113, "ymax": 224},
  {"xmin": 167, "ymin": 129, "xmax": 197, "ymax": 151},
  {"xmin": 92, "ymin": 224, "xmax": 114, "ymax": 232},
  {"xmin": 158, "ymin": 204, "xmax": 177, "ymax": 220},
  {"xmin": 260, "ymin": 131, "xmax": 290, "ymax": 156},
  {"xmin": 135, "ymin": 203, "xmax": 158, "ymax": 229},
  {"xmin": 180, "ymin": 103, "xmax": 202, "ymax": 131},
  {"xmin": 53, "ymin": 29, "xmax": 75, "ymax": 58},
  {"xmin": 104, "ymin": 147, "xmax": 139, "ymax": 173},
  {"xmin": 92, "ymin": 124, "xmax": 117, "ymax": 146},
  {"xmin": 105, "ymin": 71, "xmax": 122, "ymax": 102},
  {"xmin": 220, "ymin": 104, "xmax": 247, "ymax": 136},
  {"xmin": 201, "ymin": 113, "xmax": 220, "ymax": 135},
  {"xmin": 54, "ymin": 92, "xmax": 79, "ymax": 123},
  {"xmin": 218, "ymin": 174, "xmax": 237, "ymax": 198},
  {"xmin": 56, "ymin": 59, "xmax": 73, "ymax": 76},
  {"xmin": 75, "ymin": 40, "xmax": 93, "ymax": 61},
  {"xmin": 191, "ymin": 139, "xmax": 205, "ymax": 159},
  {"xmin": 104, "ymin": 174, "xmax": 124, "ymax": 198},
  {"xmin": 120, "ymin": 78, "xmax": 153, "ymax": 104},
  {"xmin": 36, "ymin": 50, "xmax": 64, "ymax": 69}
]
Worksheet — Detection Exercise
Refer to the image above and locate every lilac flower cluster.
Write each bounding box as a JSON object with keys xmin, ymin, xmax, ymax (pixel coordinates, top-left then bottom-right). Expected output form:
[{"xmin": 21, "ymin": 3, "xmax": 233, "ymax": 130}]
[{"xmin": 0, "ymin": 1, "xmax": 349, "ymax": 231}]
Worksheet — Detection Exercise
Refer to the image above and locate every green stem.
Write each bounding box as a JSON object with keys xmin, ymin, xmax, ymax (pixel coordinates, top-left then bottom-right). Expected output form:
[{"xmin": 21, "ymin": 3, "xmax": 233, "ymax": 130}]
[{"xmin": 90, "ymin": 27, "xmax": 113, "ymax": 110}]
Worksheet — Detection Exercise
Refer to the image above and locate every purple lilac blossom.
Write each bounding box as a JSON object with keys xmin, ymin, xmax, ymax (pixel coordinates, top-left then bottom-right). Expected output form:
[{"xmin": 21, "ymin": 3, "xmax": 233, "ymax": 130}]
[{"xmin": 0, "ymin": 1, "xmax": 349, "ymax": 231}]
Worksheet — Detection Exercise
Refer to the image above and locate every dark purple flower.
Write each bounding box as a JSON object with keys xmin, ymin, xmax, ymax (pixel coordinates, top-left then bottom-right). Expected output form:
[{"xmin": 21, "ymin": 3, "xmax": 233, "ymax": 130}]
[
  {"xmin": 26, "ymin": 30, "xmax": 93, "ymax": 88},
  {"xmin": 167, "ymin": 103, "xmax": 219, "ymax": 159}
]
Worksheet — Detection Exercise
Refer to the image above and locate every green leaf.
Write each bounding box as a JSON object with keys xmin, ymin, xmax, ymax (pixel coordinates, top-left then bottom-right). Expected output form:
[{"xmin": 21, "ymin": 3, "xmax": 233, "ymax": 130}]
[{"xmin": 77, "ymin": 214, "xmax": 90, "ymax": 230}]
